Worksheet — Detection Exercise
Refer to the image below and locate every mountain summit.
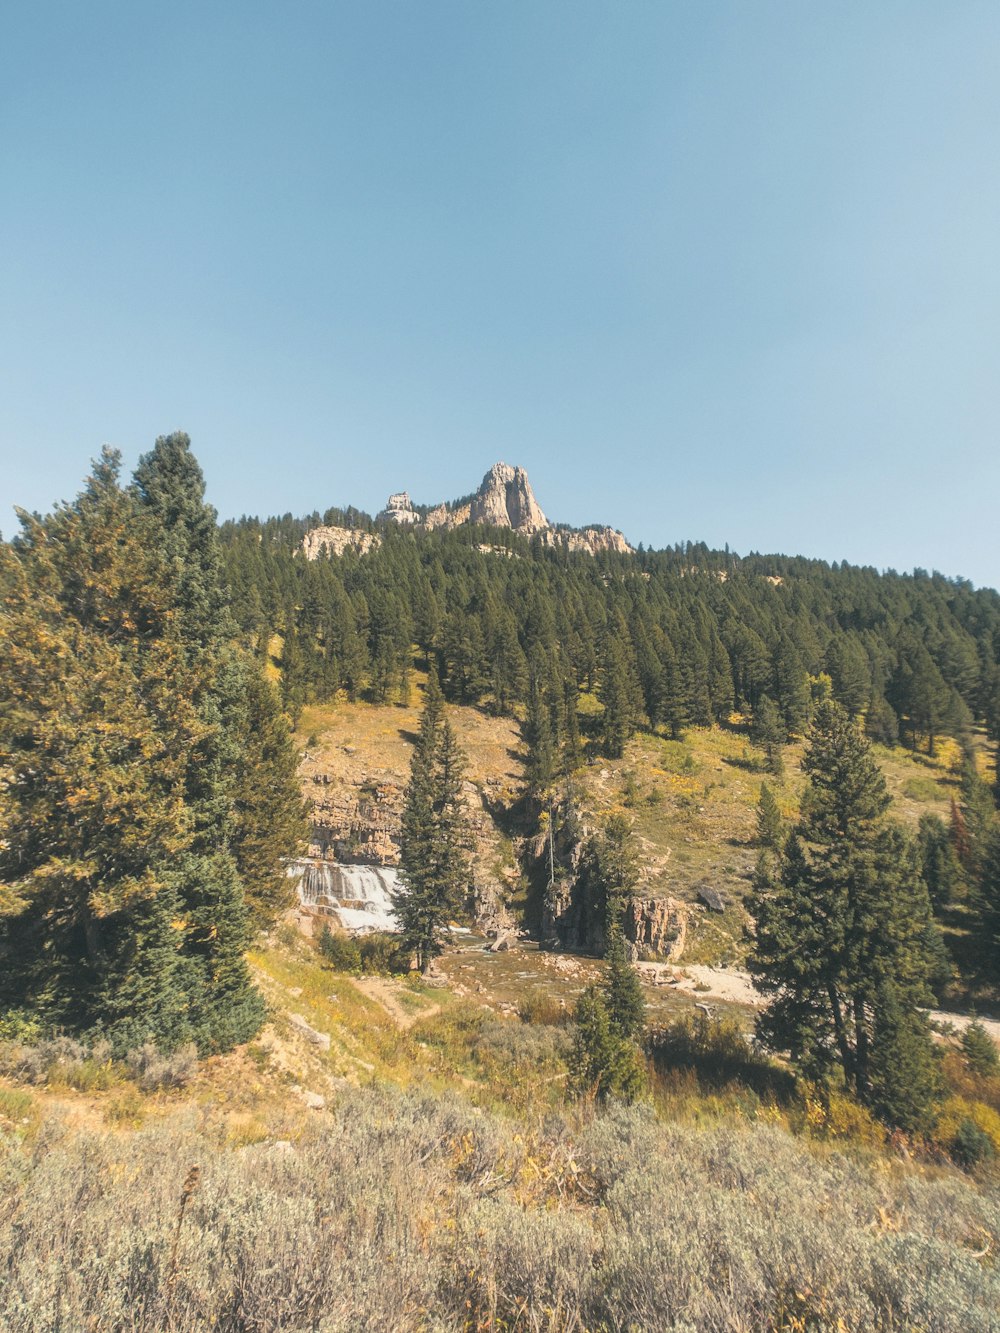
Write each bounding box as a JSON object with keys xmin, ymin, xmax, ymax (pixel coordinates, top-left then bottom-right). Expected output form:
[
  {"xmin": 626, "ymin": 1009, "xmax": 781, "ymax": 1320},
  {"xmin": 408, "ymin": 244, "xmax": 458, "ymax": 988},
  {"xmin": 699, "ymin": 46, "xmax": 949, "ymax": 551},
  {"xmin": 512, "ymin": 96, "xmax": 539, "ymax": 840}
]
[{"xmin": 303, "ymin": 462, "xmax": 633, "ymax": 559}]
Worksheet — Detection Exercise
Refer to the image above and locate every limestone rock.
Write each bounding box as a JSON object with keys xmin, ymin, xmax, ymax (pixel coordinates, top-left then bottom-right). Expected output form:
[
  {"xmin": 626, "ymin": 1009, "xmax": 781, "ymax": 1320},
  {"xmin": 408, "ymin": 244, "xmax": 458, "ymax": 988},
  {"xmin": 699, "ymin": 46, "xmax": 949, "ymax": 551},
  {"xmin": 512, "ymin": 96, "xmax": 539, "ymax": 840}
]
[
  {"xmin": 289, "ymin": 1013, "xmax": 331, "ymax": 1051},
  {"xmin": 380, "ymin": 492, "xmax": 419, "ymax": 524},
  {"xmin": 302, "ymin": 526, "xmax": 379, "ymax": 560},
  {"xmin": 469, "ymin": 462, "xmax": 549, "ymax": 534},
  {"xmin": 302, "ymin": 460, "xmax": 634, "ymax": 561}
]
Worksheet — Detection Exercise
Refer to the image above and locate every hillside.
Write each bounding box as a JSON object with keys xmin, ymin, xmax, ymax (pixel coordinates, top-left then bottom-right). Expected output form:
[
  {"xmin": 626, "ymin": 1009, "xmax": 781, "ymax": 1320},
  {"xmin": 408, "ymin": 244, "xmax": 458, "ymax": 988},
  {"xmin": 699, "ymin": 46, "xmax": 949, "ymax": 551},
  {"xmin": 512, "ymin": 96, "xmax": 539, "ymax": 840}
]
[
  {"xmin": 5, "ymin": 442, "xmax": 1000, "ymax": 1331},
  {"xmin": 291, "ymin": 670, "xmax": 999, "ymax": 1012},
  {"xmin": 3, "ymin": 920, "xmax": 1000, "ymax": 1330}
]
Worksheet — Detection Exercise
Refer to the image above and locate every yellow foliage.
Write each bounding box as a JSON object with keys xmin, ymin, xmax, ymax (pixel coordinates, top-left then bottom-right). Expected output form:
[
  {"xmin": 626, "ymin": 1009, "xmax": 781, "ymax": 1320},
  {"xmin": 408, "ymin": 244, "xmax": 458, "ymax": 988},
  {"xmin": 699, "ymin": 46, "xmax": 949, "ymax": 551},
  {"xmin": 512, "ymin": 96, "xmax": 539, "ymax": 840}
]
[{"xmin": 935, "ymin": 1096, "xmax": 1000, "ymax": 1154}]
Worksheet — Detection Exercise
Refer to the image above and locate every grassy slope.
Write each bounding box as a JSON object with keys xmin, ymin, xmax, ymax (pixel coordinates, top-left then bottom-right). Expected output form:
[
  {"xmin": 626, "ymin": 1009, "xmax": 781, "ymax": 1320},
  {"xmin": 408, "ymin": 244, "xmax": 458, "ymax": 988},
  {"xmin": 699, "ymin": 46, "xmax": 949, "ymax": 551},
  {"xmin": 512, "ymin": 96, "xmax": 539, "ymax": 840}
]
[{"xmin": 294, "ymin": 678, "xmax": 995, "ymax": 990}]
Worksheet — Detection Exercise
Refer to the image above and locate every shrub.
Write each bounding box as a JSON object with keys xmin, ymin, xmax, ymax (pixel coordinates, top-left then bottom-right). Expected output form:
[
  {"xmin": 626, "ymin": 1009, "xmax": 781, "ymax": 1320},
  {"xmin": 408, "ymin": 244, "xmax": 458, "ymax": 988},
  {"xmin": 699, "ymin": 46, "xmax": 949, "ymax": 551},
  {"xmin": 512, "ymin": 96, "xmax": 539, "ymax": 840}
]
[
  {"xmin": 1, "ymin": 1091, "xmax": 1000, "ymax": 1329},
  {"xmin": 0, "ymin": 1036, "xmax": 117, "ymax": 1091},
  {"xmin": 961, "ymin": 1020, "xmax": 1000, "ymax": 1079},
  {"xmin": 936, "ymin": 1095, "xmax": 1000, "ymax": 1167},
  {"xmin": 359, "ymin": 932, "xmax": 405, "ymax": 974},
  {"xmin": 650, "ymin": 1013, "xmax": 794, "ymax": 1103},
  {"xmin": 124, "ymin": 1042, "xmax": 198, "ymax": 1093},
  {"xmin": 951, "ymin": 1117, "xmax": 996, "ymax": 1170},
  {"xmin": 317, "ymin": 925, "xmax": 362, "ymax": 973},
  {"xmin": 518, "ymin": 992, "xmax": 572, "ymax": 1026}
]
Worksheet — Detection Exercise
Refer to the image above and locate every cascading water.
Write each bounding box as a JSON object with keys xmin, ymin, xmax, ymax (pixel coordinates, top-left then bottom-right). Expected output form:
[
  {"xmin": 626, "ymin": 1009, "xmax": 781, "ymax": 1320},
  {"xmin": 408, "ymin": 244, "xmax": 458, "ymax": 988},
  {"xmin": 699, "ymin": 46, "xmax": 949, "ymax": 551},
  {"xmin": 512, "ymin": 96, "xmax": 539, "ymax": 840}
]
[{"xmin": 287, "ymin": 859, "xmax": 402, "ymax": 934}]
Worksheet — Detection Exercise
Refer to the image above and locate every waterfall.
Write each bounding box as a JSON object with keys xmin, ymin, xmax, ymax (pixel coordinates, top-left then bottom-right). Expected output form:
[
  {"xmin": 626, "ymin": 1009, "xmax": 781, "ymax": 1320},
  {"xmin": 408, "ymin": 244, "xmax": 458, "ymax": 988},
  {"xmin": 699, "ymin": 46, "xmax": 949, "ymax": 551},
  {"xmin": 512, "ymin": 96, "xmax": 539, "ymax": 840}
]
[{"xmin": 287, "ymin": 859, "xmax": 402, "ymax": 934}]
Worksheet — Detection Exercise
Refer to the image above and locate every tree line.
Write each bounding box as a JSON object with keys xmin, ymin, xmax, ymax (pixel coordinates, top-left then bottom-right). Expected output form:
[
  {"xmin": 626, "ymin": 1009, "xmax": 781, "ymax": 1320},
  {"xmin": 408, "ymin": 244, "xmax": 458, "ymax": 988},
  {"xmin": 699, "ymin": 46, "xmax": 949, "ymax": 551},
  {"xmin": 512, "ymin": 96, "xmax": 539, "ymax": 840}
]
[{"xmin": 219, "ymin": 513, "xmax": 1000, "ymax": 771}]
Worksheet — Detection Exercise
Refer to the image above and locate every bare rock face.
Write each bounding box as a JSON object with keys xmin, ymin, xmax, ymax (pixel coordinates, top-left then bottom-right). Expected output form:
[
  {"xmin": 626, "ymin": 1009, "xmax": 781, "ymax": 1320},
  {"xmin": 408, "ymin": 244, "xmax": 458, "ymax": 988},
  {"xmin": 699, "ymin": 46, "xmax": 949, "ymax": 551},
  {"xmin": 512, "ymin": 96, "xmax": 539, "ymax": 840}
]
[
  {"xmin": 469, "ymin": 462, "xmax": 549, "ymax": 534},
  {"xmin": 381, "ymin": 492, "xmax": 419, "ymax": 524},
  {"xmin": 623, "ymin": 896, "xmax": 688, "ymax": 960},
  {"xmin": 552, "ymin": 526, "xmax": 634, "ymax": 557},
  {"xmin": 303, "ymin": 460, "xmax": 634, "ymax": 560},
  {"xmin": 302, "ymin": 527, "xmax": 380, "ymax": 560}
]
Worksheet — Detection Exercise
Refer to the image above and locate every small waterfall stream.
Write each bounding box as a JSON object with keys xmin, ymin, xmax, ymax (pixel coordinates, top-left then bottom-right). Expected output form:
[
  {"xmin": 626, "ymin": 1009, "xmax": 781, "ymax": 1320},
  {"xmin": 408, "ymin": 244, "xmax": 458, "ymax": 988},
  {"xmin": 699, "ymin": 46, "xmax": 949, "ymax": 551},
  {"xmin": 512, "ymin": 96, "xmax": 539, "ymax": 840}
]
[{"xmin": 287, "ymin": 860, "xmax": 402, "ymax": 934}]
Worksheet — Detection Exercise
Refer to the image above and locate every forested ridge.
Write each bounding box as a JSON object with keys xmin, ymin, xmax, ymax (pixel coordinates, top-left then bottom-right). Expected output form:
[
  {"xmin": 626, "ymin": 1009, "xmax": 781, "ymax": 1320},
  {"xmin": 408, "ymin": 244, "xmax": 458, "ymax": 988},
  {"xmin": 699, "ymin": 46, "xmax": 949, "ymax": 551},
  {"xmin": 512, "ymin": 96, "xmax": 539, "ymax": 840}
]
[{"xmin": 220, "ymin": 509, "xmax": 1000, "ymax": 759}]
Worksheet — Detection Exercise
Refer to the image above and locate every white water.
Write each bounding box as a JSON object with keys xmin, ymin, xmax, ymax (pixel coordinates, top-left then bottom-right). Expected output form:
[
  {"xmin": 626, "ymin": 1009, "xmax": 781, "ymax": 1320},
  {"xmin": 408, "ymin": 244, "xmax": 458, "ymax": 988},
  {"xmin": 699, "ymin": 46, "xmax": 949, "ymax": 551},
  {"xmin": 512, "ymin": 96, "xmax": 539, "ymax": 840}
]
[{"xmin": 288, "ymin": 860, "xmax": 402, "ymax": 934}]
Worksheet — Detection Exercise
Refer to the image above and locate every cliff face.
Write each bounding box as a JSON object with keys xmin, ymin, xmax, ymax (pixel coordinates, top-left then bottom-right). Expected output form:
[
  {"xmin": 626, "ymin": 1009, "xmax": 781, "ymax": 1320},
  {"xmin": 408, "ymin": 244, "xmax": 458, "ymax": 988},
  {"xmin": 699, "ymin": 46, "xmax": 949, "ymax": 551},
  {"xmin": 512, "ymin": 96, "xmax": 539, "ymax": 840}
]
[
  {"xmin": 303, "ymin": 461, "xmax": 633, "ymax": 558},
  {"xmin": 302, "ymin": 527, "xmax": 380, "ymax": 560},
  {"xmin": 468, "ymin": 462, "xmax": 549, "ymax": 533}
]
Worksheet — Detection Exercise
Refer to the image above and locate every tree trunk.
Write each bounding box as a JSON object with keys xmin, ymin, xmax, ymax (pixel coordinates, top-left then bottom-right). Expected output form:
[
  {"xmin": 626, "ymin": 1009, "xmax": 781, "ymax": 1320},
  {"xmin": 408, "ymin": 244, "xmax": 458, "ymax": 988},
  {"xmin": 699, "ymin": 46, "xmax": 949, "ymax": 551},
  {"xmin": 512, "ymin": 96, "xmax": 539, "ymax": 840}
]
[{"xmin": 827, "ymin": 982, "xmax": 853, "ymax": 1085}]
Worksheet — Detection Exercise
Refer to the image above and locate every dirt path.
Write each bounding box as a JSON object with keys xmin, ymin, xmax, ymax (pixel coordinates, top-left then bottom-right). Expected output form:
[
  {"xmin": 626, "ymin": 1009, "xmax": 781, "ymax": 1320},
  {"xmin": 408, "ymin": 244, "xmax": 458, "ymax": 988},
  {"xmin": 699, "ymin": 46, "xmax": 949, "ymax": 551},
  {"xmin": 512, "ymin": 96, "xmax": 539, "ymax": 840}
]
[
  {"xmin": 351, "ymin": 976, "xmax": 439, "ymax": 1030},
  {"xmin": 657, "ymin": 964, "xmax": 1000, "ymax": 1044}
]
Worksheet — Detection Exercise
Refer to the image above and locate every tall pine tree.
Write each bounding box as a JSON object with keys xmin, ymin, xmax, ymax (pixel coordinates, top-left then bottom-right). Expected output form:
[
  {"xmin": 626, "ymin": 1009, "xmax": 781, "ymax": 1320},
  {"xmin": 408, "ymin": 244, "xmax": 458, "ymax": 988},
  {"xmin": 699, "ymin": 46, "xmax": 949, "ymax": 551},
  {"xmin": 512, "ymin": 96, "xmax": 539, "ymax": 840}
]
[{"xmin": 749, "ymin": 701, "xmax": 939, "ymax": 1123}]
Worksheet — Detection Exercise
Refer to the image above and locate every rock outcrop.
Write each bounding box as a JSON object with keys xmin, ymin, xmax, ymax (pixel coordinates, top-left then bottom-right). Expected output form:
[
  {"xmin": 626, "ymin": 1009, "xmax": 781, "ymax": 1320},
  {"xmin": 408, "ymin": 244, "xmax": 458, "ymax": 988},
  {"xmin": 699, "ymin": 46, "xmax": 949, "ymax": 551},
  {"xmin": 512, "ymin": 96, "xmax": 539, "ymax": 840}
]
[
  {"xmin": 381, "ymin": 492, "xmax": 419, "ymax": 524},
  {"xmin": 302, "ymin": 526, "xmax": 380, "ymax": 560},
  {"xmin": 304, "ymin": 461, "xmax": 633, "ymax": 559},
  {"xmin": 469, "ymin": 462, "xmax": 549, "ymax": 534}
]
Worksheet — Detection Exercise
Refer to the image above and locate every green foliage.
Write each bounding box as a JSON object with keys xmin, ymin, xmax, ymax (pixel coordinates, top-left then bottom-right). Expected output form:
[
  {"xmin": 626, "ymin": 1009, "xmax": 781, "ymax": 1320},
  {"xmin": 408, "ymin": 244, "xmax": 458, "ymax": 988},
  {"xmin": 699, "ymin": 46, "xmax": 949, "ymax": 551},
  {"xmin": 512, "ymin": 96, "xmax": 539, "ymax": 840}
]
[
  {"xmin": 961, "ymin": 1019, "xmax": 1000, "ymax": 1078},
  {"xmin": 750, "ymin": 694, "xmax": 786, "ymax": 775},
  {"xmin": 2, "ymin": 1084, "xmax": 1000, "ymax": 1329},
  {"xmin": 749, "ymin": 702, "xmax": 940, "ymax": 1127},
  {"xmin": 318, "ymin": 926, "xmax": 362, "ymax": 973},
  {"xmin": 866, "ymin": 983, "xmax": 942, "ymax": 1134},
  {"xmin": 755, "ymin": 782, "xmax": 783, "ymax": 851},
  {"xmin": 604, "ymin": 927, "xmax": 646, "ymax": 1042},
  {"xmin": 950, "ymin": 1116, "xmax": 997, "ymax": 1170},
  {"xmin": 917, "ymin": 812, "xmax": 960, "ymax": 911},
  {"xmin": 394, "ymin": 673, "xmax": 471, "ymax": 973},
  {"xmin": 570, "ymin": 985, "xmax": 646, "ymax": 1102},
  {"xmin": 0, "ymin": 437, "xmax": 303, "ymax": 1055}
]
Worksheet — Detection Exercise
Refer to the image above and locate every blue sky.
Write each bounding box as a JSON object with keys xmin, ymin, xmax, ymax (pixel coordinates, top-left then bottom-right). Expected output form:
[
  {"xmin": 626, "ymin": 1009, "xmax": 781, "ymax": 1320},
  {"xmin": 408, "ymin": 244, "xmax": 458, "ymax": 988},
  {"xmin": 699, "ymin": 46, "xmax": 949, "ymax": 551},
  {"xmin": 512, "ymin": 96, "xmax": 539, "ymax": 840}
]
[{"xmin": 3, "ymin": 3, "xmax": 999, "ymax": 585}]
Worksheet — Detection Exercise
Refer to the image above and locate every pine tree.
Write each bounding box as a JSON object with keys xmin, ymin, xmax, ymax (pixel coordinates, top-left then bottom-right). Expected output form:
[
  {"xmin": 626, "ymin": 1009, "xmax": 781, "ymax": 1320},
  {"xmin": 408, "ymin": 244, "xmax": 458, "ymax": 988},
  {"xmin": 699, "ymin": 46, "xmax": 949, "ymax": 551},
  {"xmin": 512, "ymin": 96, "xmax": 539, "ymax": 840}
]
[
  {"xmin": 603, "ymin": 925, "xmax": 646, "ymax": 1041},
  {"xmin": 524, "ymin": 668, "xmax": 556, "ymax": 794},
  {"xmin": 961, "ymin": 1018, "xmax": 1000, "ymax": 1077},
  {"xmin": 772, "ymin": 634, "xmax": 811, "ymax": 734},
  {"xmin": 916, "ymin": 814, "xmax": 959, "ymax": 912},
  {"xmin": 756, "ymin": 783, "xmax": 783, "ymax": 851},
  {"xmin": 394, "ymin": 673, "xmax": 470, "ymax": 973},
  {"xmin": 0, "ymin": 452, "xmax": 196, "ymax": 1048},
  {"xmin": 749, "ymin": 701, "xmax": 938, "ymax": 1119},
  {"xmin": 977, "ymin": 825, "xmax": 1000, "ymax": 974},
  {"xmin": 866, "ymin": 981, "xmax": 941, "ymax": 1134},
  {"xmin": 570, "ymin": 986, "xmax": 646, "ymax": 1102},
  {"xmin": 599, "ymin": 631, "xmax": 641, "ymax": 758},
  {"xmin": 133, "ymin": 434, "xmax": 296, "ymax": 1045},
  {"xmin": 960, "ymin": 756, "xmax": 998, "ymax": 876},
  {"xmin": 230, "ymin": 662, "xmax": 309, "ymax": 932},
  {"xmin": 751, "ymin": 695, "xmax": 786, "ymax": 776}
]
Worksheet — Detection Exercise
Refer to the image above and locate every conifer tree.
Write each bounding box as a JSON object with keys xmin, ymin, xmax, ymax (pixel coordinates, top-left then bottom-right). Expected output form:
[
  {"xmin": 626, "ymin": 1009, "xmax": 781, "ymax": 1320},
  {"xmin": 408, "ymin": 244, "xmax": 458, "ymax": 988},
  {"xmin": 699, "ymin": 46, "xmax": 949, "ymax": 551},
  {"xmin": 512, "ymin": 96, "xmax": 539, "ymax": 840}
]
[
  {"xmin": 961, "ymin": 1018, "xmax": 1000, "ymax": 1077},
  {"xmin": 133, "ymin": 433, "xmax": 299, "ymax": 1044},
  {"xmin": 959, "ymin": 756, "xmax": 998, "ymax": 876},
  {"xmin": 751, "ymin": 695, "xmax": 786, "ymax": 776},
  {"xmin": 866, "ymin": 981, "xmax": 941, "ymax": 1134},
  {"xmin": 756, "ymin": 783, "xmax": 783, "ymax": 852},
  {"xmin": 599, "ymin": 631, "xmax": 641, "ymax": 758},
  {"xmin": 394, "ymin": 673, "xmax": 470, "ymax": 973},
  {"xmin": 749, "ymin": 702, "xmax": 938, "ymax": 1121},
  {"xmin": 571, "ymin": 814, "xmax": 646, "ymax": 1101},
  {"xmin": 0, "ymin": 452, "xmax": 196, "ymax": 1048},
  {"xmin": 560, "ymin": 676, "xmax": 583, "ymax": 776},
  {"xmin": 523, "ymin": 659, "xmax": 556, "ymax": 794},
  {"xmin": 570, "ymin": 985, "xmax": 646, "ymax": 1102},
  {"xmin": 603, "ymin": 924, "xmax": 646, "ymax": 1042},
  {"xmin": 916, "ymin": 813, "xmax": 959, "ymax": 912}
]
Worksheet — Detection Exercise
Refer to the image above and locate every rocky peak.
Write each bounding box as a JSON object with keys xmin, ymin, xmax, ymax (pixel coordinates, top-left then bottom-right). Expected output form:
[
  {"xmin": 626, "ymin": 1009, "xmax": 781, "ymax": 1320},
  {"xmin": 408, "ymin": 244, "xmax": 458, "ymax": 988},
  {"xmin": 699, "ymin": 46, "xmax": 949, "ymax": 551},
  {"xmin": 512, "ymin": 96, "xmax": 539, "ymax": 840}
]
[
  {"xmin": 381, "ymin": 492, "xmax": 418, "ymax": 524},
  {"xmin": 469, "ymin": 462, "xmax": 549, "ymax": 534},
  {"xmin": 305, "ymin": 460, "xmax": 634, "ymax": 560}
]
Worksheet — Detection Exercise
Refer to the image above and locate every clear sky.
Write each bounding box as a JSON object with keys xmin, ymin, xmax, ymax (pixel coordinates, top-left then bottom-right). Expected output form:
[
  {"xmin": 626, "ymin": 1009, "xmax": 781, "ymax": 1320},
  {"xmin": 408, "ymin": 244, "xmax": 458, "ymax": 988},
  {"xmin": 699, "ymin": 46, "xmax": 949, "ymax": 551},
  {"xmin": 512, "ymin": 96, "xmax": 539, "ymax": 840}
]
[{"xmin": 3, "ymin": 3, "xmax": 999, "ymax": 586}]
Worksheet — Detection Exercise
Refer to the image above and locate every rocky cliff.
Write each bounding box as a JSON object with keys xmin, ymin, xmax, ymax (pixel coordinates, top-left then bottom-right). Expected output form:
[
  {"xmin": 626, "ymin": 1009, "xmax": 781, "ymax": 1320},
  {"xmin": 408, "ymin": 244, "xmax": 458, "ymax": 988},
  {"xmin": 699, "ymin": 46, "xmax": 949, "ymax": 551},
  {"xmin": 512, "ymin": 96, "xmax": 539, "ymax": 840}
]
[
  {"xmin": 303, "ymin": 461, "xmax": 633, "ymax": 558},
  {"xmin": 302, "ymin": 526, "xmax": 380, "ymax": 560}
]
